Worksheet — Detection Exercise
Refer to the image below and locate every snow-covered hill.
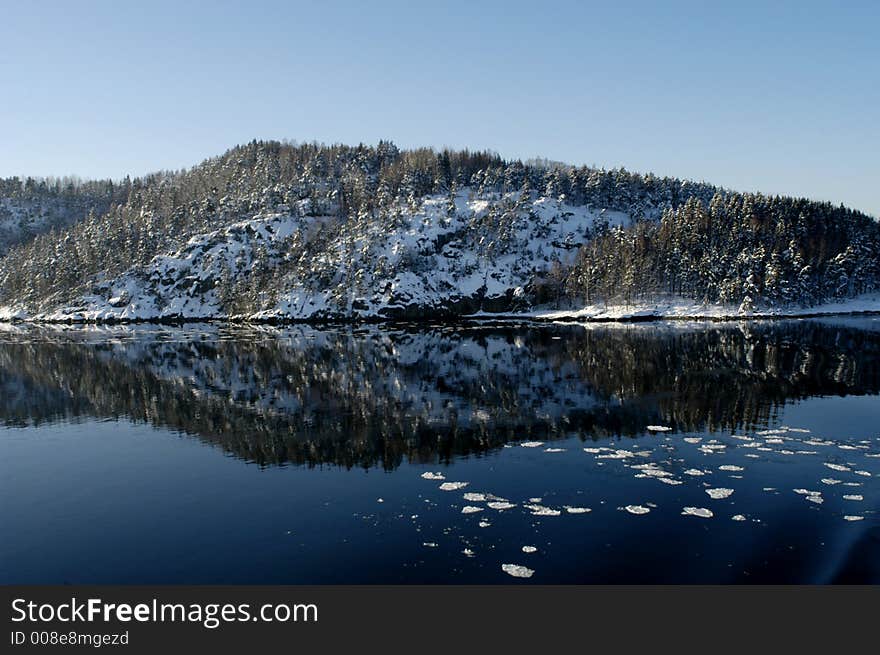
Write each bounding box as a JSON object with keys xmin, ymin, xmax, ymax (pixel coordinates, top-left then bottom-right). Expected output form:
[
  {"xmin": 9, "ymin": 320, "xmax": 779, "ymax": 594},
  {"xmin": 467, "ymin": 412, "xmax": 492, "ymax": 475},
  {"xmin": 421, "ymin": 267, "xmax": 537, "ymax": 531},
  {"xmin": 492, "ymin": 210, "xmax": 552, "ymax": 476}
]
[{"xmin": 2, "ymin": 190, "xmax": 630, "ymax": 321}]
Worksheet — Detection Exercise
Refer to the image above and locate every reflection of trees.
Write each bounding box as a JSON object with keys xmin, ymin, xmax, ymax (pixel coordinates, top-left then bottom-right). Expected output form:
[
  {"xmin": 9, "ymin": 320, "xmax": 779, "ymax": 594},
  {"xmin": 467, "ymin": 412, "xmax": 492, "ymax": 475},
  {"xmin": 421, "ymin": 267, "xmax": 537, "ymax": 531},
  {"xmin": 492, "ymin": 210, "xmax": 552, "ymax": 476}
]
[{"xmin": 0, "ymin": 321, "xmax": 878, "ymax": 468}]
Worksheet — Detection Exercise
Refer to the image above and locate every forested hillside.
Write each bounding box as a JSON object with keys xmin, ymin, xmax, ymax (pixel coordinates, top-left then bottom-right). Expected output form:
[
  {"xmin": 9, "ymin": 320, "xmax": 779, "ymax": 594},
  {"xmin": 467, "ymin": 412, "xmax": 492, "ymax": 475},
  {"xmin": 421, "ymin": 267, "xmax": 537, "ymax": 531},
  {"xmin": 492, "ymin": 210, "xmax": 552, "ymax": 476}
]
[
  {"xmin": 0, "ymin": 176, "xmax": 126, "ymax": 255},
  {"xmin": 0, "ymin": 140, "xmax": 877, "ymax": 321}
]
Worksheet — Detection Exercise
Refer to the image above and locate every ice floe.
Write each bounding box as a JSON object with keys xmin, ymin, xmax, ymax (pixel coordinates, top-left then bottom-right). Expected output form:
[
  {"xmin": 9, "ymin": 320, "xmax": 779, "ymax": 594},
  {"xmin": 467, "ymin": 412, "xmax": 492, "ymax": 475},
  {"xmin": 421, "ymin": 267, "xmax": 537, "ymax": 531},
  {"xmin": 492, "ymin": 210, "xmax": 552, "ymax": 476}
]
[
  {"xmin": 564, "ymin": 506, "xmax": 591, "ymax": 514},
  {"xmin": 520, "ymin": 441, "xmax": 544, "ymax": 448},
  {"xmin": 624, "ymin": 505, "xmax": 651, "ymax": 515},
  {"xmin": 463, "ymin": 493, "xmax": 487, "ymax": 502},
  {"xmin": 647, "ymin": 425, "xmax": 672, "ymax": 432},
  {"xmin": 718, "ymin": 465, "xmax": 744, "ymax": 471},
  {"xmin": 824, "ymin": 463, "xmax": 851, "ymax": 472},
  {"xmin": 502, "ymin": 564, "xmax": 535, "ymax": 578},
  {"xmin": 487, "ymin": 501, "xmax": 517, "ymax": 510},
  {"xmin": 731, "ymin": 514, "xmax": 747, "ymax": 521},
  {"xmin": 705, "ymin": 488, "xmax": 735, "ymax": 499},
  {"xmin": 439, "ymin": 482, "xmax": 469, "ymax": 491},
  {"xmin": 421, "ymin": 472, "xmax": 445, "ymax": 480},
  {"xmin": 843, "ymin": 495, "xmax": 864, "ymax": 501},
  {"xmin": 681, "ymin": 507, "xmax": 714, "ymax": 518},
  {"xmin": 461, "ymin": 506, "xmax": 484, "ymax": 514},
  {"xmin": 521, "ymin": 546, "xmax": 537, "ymax": 554},
  {"xmin": 843, "ymin": 516, "xmax": 864, "ymax": 521}
]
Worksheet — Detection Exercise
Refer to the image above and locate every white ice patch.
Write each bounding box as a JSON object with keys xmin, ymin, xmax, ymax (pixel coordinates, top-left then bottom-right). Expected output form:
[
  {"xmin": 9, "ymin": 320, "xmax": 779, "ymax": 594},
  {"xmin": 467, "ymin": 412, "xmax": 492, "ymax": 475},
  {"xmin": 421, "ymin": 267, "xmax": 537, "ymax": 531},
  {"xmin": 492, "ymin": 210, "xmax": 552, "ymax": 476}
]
[
  {"xmin": 544, "ymin": 447, "xmax": 566, "ymax": 453},
  {"xmin": 525, "ymin": 505, "xmax": 561, "ymax": 516},
  {"xmin": 463, "ymin": 493, "xmax": 487, "ymax": 502},
  {"xmin": 718, "ymin": 465, "xmax": 744, "ymax": 471},
  {"xmin": 731, "ymin": 514, "xmax": 747, "ymax": 521},
  {"xmin": 423, "ymin": 542, "xmax": 438, "ymax": 548},
  {"xmin": 520, "ymin": 441, "xmax": 544, "ymax": 448},
  {"xmin": 461, "ymin": 506, "xmax": 484, "ymax": 514},
  {"xmin": 683, "ymin": 437, "xmax": 702, "ymax": 444},
  {"xmin": 624, "ymin": 505, "xmax": 651, "ymax": 515},
  {"xmin": 521, "ymin": 546, "xmax": 538, "ymax": 554},
  {"xmin": 843, "ymin": 495, "xmax": 864, "ymax": 501},
  {"xmin": 501, "ymin": 564, "xmax": 535, "ymax": 579},
  {"xmin": 821, "ymin": 478, "xmax": 841, "ymax": 485},
  {"xmin": 657, "ymin": 478, "xmax": 683, "ymax": 485},
  {"xmin": 439, "ymin": 482, "xmax": 469, "ymax": 491},
  {"xmin": 684, "ymin": 468, "xmax": 708, "ymax": 476},
  {"xmin": 682, "ymin": 507, "xmax": 714, "ymax": 518},
  {"xmin": 824, "ymin": 463, "xmax": 851, "ymax": 472},
  {"xmin": 854, "ymin": 470, "xmax": 872, "ymax": 477},
  {"xmin": 706, "ymin": 488, "xmax": 734, "ymax": 499},
  {"xmin": 487, "ymin": 501, "xmax": 517, "ymax": 510},
  {"xmin": 462, "ymin": 548, "xmax": 475, "ymax": 557},
  {"xmin": 564, "ymin": 506, "xmax": 591, "ymax": 514},
  {"xmin": 478, "ymin": 521, "xmax": 491, "ymax": 528},
  {"xmin": 421, "ymin": 472, "xmax": 445, "ymax": 480},
  {"xmin": 843, "ymin": 515, "xmax": 864, "ymax": 521},
  {"xmin": 647, "ymin": 425, "xmax": 672, "ymax": 432}
]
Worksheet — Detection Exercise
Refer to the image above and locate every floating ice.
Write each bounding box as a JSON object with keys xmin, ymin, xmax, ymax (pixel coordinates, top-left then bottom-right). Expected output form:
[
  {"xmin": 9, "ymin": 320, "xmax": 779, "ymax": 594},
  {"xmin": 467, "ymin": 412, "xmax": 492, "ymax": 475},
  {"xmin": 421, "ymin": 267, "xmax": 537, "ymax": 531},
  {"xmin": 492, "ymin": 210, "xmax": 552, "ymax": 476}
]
[
  {"xmin": 821, "ymin": 478, "xmax": 841, "ymax": 485},
  {"xmin": 719, "ymin": 465, "xmax": 744, "ymax": 471},
  {"xmin": 462, "ymin": 548, "xmax": 475, "ymax": 557},
  {"xmin": 487, "ymin": 501, "xmax": 517, "ymax": 510},
  {"xmin": 463, "ymin": 493, "xmax": 487, "ymax": 502},
  {"xmin": 564, "ymin": 506, "xmax": 591, "ymax": 514},
  {"xmin": 502, "ymin": 564, "xmax": 535, "ymax": 578},
  {"xmin": 461, "ymin": 506, "xmax": 484, "ymax": 514},
  {"xmin": 732, "ymin": 514, "xmax": 747, "ymax": 521},
  {"xmin": 520, "ymin": 441, "xmax": 544, "ymax": 448},
  {"xmin": 525, "ymin": 504, "xmax": 561, "ymax": 516},
  {"xmin": 706, "ymin": 488, "xmax": 734, "ymax": 499},
  {"xmin": 683, "ymin": 437, "xmax": 702, "ymax": 444},
  {"xmin": 647, "ymin": 425, "xmax": 673, "ymax": 432},
  {"xmin": 544, "ymin": 447, "xmax": 566, "ymax": 453},
  {"xmin": 522, "ymin": 546, "xmax": 537, "ymax": 554},
  {"xmin": 682, "ymin": 507, "xmax": 714, "ymax": 518},
  {"xmin": 624, "ymin": 505, "xmax": 651, "ymax": 515},
  {"xmin": 423, "ymin": 542, "xmax": 438, "ymax": 548},
  {"xmin": 583, "ymin": 447, "xmax": 603, "ymax": 454},
  {"xmin": 824, "ymin": 463, "xmax": 851, "ymax": 472},
  {"xmin": 657, "ymin": 478, "xmax": 683, "ymax": 485},
  {"xmin": 805, "ymin": 495, "xmax": 824, "ymax": 504},
  {"xmin": 854, "ymin": 470, "xmax": 872, "ymax": 477},
  {"xmin": 843, "ymin": 495, "xmax": 864, "ymax": 501},
  {"xmin": 765, "ymin": 438, "xmax": 785, "ymax": 444},
  {"xmin": 439, "ymin": 482, "xmax": 469, "ymax": 491},
  {"xmin": 684, "ymin": 468, "xmax": 708, "ymax": 476},
  {"xmin": 478, "ymin": 521, "xmax": 491, "ymax": 528},
  {"xmin": 528, "ymin": 497, "xmax": 543, "ymax": 503},
  {"xmin": 421, "ymin": 472, "xmax": 445, "ymax": 480},
  {"xmin": 843, "ymin": 515, "xmax": 864, "ymax": 521},
  {"xmin": 377, "ymin": 498, "xmax": 384, "ymax": 503}
]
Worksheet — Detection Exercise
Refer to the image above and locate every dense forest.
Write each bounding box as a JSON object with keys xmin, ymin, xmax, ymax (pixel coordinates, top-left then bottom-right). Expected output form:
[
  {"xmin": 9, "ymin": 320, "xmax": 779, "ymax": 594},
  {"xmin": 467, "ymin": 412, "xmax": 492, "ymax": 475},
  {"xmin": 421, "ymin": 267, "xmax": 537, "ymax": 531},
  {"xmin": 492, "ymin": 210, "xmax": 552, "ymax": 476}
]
[{"xmin": 0, "ymin": 140, "xmax": 877, "ymax": 320}]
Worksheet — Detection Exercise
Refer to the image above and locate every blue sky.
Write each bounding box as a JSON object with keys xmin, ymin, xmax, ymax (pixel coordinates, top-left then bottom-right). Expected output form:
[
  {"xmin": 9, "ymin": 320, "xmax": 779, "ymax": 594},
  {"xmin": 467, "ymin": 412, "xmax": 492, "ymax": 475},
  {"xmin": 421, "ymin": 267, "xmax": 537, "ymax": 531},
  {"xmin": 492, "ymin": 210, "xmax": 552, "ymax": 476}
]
[{"xmin": 1, "ymin": 0, "xmax": 877, "ymax": 216}]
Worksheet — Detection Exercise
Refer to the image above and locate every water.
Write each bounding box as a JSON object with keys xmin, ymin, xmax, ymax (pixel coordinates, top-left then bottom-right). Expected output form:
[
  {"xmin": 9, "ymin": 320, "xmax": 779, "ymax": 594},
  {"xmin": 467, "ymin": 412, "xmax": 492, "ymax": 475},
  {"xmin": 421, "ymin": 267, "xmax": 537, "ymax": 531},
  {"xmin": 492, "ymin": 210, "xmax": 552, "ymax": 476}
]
[{"xmin": 0, "ymin": 318, "xmax": 878, "ymax": 584}]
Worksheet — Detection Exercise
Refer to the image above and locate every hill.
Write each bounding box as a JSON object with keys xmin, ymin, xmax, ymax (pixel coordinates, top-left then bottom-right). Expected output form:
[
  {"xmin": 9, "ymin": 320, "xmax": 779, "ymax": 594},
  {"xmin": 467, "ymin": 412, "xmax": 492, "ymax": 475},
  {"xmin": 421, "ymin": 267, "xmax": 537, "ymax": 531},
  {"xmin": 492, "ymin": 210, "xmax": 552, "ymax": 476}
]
[{"xmin": 0, "ymin": 140, "xmax": 877, "ymax": 322}]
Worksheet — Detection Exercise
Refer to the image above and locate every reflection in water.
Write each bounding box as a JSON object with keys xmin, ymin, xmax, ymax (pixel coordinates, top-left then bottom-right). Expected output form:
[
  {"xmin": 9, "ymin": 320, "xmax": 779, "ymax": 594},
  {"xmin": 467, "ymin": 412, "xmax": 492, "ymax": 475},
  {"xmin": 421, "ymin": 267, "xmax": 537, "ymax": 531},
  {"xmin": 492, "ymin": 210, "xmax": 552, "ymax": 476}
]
[{"xmin": 1, "ymin": 320, "xmax": 879, "ymax": 468}]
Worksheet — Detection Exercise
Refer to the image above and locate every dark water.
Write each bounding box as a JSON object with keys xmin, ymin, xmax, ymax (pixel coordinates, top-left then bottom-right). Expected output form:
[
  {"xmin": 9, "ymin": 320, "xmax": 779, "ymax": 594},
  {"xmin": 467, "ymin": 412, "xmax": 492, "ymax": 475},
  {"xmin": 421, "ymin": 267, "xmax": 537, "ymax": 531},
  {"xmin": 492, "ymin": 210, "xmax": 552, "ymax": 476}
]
[{"xmin": 1, "ymin": 318, "xmax": 878, "ymax": 584}]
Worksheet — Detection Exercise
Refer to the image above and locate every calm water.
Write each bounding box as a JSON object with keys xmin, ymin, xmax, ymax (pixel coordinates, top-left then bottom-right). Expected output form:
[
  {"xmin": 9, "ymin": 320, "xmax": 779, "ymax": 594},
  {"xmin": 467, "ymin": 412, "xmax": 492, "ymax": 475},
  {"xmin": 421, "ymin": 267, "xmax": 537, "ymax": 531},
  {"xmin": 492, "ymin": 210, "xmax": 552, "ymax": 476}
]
[{"xmin": 1, "ymin": 318, "xmax": 878, "ymax": 584}]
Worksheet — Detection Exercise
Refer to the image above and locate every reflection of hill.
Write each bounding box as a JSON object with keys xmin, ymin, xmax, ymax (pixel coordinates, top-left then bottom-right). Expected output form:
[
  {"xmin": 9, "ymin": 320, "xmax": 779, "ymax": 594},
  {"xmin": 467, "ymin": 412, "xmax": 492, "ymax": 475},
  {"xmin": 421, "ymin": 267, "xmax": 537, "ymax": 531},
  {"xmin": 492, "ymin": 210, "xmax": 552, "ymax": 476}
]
[{"xmin": 0, "ymin": 321, "xmax": 878, "ymax": 468}]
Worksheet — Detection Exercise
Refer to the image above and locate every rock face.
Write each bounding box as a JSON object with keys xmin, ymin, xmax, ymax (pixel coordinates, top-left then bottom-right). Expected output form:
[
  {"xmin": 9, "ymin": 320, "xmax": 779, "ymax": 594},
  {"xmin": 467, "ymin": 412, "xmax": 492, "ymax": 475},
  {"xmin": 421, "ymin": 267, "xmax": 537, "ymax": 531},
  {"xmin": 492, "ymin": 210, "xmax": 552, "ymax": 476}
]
[{"xmin": 6, "ymin": 191, "xmax": 630, "ymax": 322}]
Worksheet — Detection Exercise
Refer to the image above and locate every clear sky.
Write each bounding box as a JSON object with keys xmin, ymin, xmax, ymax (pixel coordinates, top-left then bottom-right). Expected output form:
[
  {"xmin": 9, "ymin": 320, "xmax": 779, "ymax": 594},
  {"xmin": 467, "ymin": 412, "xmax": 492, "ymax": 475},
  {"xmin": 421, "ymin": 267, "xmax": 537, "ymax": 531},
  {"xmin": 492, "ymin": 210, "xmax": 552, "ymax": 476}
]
[{"xmin": 1, "ymin": 0, "xmax": 877, "ymax": 216}]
